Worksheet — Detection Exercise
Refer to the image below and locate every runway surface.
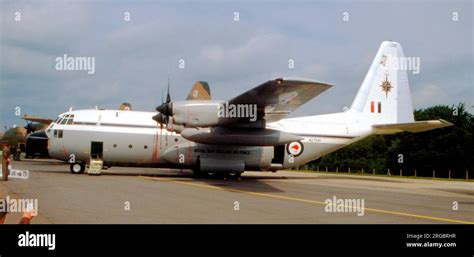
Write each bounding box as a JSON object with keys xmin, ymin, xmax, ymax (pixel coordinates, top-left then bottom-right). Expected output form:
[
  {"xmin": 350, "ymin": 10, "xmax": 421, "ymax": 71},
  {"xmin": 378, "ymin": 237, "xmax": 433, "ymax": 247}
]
[{"xmin": 1, "ymin": 159, "xmax": 473, "ymax": 224}]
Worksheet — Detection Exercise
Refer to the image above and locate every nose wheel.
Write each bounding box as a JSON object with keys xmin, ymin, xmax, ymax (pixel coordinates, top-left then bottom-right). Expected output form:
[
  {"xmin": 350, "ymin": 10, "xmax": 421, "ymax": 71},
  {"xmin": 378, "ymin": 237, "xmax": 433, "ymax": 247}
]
[
  {"xmin": 13, "ymin": 152, "xmax": 21, "ymax": 161},
  {"xmin": 70, "ymin": 163, "xmax": 85, "ymax": 174}
]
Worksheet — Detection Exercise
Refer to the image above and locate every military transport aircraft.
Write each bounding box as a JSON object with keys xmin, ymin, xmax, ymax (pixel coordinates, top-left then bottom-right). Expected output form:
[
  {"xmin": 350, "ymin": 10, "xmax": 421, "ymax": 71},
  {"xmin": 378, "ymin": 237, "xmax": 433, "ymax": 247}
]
[
  {"xmin": 35, "ymin": 41, "xmax": 452, "ymax": 178},
  {"xmin": 1, "ymin": 115, "xmax": 53, "ymax": 160}
]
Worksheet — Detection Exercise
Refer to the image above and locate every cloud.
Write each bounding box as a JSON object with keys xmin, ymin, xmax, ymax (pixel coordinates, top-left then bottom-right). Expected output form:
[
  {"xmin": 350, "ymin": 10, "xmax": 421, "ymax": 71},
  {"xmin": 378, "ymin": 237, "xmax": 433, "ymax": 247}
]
[
  {"xmin": 2, "ymin": 1, "xmax": 91, "ymax": 52},
  {"xmin": 411, "ymin": 83, "xmax": 449, "ymax": 107},
  {"xmin": 0, "ymin": 0, "xmax": 472, "ymax": 128}
]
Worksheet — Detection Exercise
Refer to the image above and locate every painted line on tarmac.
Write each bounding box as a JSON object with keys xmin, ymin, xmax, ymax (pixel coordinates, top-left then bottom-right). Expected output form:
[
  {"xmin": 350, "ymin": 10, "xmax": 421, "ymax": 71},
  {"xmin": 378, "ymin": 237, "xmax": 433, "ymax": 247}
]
[{"xmin": 139, "ymin": 176, "xmax": 474, "ymax": 224}]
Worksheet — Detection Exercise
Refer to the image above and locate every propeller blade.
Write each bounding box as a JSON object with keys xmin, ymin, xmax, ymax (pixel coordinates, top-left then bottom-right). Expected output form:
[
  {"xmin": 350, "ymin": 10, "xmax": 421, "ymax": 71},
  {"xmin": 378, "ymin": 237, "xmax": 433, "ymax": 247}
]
[
  {"xmin": 153, "ymin": 76, "xmax": 173, "ymax": 132},
  {"xmin": 166, "ymin": 76, "xmax": 171, "ymax": 103}
]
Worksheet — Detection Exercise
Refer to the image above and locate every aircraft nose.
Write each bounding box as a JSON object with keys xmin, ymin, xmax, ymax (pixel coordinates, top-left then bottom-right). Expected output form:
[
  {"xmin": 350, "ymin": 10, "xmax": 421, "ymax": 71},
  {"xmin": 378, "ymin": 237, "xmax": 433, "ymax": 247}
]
[{"xmin": 26, "ymin": 131, "xmax": 49, "ymax": 158}]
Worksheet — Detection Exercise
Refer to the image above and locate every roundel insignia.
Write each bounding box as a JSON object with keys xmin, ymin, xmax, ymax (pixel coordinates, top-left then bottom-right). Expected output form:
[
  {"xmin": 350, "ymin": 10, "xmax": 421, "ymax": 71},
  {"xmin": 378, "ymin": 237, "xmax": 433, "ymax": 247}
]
[{"xmin": 287, "ymin": 141, "xmax": 304, "ymax": 157}]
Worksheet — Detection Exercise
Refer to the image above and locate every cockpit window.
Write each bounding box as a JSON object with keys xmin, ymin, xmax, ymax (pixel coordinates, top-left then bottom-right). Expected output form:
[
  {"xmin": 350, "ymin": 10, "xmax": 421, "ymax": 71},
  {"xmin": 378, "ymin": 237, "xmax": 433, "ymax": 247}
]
[
  {"xmin": 55, "ymin": 114, "xmax": 74, "ymax": 125},
  {"xmin": 64, "ymin": 114, "xmax": 74, "ymax": 125}
]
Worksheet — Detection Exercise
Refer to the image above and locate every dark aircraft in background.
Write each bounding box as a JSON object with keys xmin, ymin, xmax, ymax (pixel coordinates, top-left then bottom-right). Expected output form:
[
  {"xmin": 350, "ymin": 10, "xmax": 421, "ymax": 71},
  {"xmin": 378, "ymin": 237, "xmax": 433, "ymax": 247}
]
[{"xmin": 1, "ymin": 115, "xmax": 53, "ymax": 160}]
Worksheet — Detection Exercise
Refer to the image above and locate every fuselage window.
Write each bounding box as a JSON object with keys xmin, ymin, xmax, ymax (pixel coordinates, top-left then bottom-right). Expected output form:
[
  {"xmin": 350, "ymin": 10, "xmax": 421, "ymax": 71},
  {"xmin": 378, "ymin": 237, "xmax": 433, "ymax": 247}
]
[
  {"xmin": 58, "ymin": 130, "xmax": 63, "ymax": 138},
  {"xmin": 53, "ymin": 130, "xmax": 58, "ymax": 137},
  {"xmin": 113, "ymin": 144, "xmax": 117, "ymax": 148},
  {"xmin": 144, "ymin": 145, "xmax": 148, "ymax": 149},
  {"xmin": 129, "ymin": 144, "xmax": 132, "ymax": 148}
]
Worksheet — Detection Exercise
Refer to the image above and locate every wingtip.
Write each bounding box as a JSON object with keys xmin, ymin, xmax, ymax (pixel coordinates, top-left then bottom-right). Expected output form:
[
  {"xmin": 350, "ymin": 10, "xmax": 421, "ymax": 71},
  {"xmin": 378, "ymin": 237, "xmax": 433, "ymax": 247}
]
[
  {"xmin": 276, "ymin": 77, "xmax": 334, "ymax": 88},
  {"xmin": 438, "ymin": 119, "xmax": 454, "ymax": 127}
]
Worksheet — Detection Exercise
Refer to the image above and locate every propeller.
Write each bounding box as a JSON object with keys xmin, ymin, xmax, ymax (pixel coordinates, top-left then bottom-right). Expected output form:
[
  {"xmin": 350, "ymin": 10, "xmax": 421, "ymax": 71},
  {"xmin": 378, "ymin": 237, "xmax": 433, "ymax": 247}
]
[
  {"xmin": 152, "ymin": 77, "xmax": 173, "ymax": 130},
  {"xmin": 157, "ymin": 79, "xmax": 172, "ymax": 116},
  {"xmin": 24, "ymin": 122, "xmax": 32, "ymax": 134},
  {"xmin": 24, "ymin": 121, "xmax": 35, "ymax": 134}
]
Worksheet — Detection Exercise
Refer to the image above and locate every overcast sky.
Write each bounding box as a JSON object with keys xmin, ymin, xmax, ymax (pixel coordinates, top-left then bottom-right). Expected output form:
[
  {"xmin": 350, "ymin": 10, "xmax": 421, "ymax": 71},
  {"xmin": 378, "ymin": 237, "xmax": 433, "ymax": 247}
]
[{"xmin": 1, "ymin": 0, "xmax": 472, "ymax": 128}]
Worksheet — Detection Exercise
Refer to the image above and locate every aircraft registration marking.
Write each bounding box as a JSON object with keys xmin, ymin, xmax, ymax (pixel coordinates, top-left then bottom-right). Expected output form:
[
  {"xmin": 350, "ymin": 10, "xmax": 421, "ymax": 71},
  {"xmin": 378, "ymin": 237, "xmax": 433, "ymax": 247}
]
[{"xmin": 302, "ymin": 137, "xmax": 321, "ymax": 143}]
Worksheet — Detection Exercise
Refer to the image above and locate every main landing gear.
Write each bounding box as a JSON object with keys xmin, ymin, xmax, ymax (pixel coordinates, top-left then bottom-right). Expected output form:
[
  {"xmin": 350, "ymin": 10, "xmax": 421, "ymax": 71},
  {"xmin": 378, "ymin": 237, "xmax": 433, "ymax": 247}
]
[
  {"xmin": 192, "ymin": 168, "xmax": 242, "ymax": 179},
  {"xmin": 70, "ymin": 163, "xmax": 85, "ymax": 174},
  {"xmin": 226, "ymin": 172, "xmax": 242, "ymax": 179}
]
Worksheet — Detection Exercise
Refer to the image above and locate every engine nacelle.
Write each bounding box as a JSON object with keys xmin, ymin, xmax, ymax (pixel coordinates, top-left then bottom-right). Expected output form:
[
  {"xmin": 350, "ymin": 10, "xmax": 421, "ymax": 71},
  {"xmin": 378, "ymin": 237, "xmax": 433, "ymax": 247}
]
[
  {"xmin": 172, "ymin": 100, "xmax": 224, "ymax": 127},
  {"xmin": 181, "ymin": 127, "xmax": 302, "ymax": 146}
]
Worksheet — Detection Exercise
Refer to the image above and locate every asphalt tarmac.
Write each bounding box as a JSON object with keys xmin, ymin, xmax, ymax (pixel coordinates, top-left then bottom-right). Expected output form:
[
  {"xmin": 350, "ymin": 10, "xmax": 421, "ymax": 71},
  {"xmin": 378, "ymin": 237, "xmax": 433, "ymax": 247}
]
[{"xmin": 1, "ymin": 159, "xmax": 473, "ymax": 224}]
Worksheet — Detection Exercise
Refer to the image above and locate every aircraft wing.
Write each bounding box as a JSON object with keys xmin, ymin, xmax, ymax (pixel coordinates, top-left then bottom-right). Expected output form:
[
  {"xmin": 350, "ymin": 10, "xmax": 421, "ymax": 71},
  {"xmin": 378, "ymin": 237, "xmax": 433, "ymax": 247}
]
[
  {"xmin": 228, "ymin": 77, "xmax": 333, "ymax": 125},
  {"xmin": 22, "ymin": 114, "xmax": 53, "ymax": 125},
  {"xmin": 372, "ymin": 119, "xmax": 453, "ymax": 134}
]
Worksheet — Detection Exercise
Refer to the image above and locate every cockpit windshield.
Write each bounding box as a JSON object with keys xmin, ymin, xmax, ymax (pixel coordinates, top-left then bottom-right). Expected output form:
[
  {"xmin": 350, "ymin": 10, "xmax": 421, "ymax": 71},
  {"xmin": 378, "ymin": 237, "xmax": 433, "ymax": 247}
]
[{"xmin": 55, "ymin": 114, "xmax": 75, "ymax": 125}]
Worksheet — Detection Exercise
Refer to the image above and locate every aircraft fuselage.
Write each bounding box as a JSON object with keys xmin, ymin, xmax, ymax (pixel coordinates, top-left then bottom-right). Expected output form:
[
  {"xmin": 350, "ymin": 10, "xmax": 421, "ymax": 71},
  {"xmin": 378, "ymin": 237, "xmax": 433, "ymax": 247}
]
[{"xmin": 45, "ymin": 109, "xmax": 370, "ymax": 173}]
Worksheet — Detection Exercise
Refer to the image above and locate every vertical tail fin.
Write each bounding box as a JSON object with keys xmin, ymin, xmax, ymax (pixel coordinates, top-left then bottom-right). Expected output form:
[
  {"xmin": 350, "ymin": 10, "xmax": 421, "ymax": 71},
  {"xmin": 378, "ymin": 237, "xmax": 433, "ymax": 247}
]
[
  {"xmin": 186, "ymin": 81, "xmax": 211, "ymax": 100},
  {"xmin": 350, "ymin": 41, "xmax": 414, "ymax": 124}
]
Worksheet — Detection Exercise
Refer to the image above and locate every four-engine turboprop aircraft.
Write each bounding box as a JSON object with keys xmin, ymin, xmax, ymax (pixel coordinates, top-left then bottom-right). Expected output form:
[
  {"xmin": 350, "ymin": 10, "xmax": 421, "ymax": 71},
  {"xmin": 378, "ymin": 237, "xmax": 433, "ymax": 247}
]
[{"xmin": 37, "ymin": 41, "xmax": 452, "ymax": 177}]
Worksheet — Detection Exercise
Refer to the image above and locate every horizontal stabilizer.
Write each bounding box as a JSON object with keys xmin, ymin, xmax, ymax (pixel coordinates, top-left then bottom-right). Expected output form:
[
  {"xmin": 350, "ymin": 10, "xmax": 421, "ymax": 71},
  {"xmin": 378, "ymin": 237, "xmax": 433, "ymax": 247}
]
[{"xmin": 372, "ymin": 119, "xmax": 453, "ymax": 134}]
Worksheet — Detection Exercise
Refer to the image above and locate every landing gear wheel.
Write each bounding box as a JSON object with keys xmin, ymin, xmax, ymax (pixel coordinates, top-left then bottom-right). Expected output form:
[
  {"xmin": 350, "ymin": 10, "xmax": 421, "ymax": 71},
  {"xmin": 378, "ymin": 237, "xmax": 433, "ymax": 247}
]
[
  {"xmin": 227, "ymin": 172, "xmax": 242, "ymax": 179},
  {"xmin": 192, "ymin": 170, "xmax": 215, "ymax": 178},
  {"xmin": 70, "ymin": 163, "xmax": 85, "ymax": 174}
]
